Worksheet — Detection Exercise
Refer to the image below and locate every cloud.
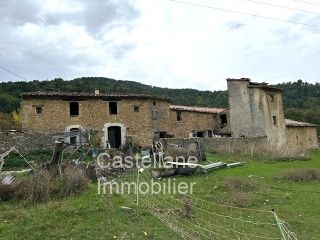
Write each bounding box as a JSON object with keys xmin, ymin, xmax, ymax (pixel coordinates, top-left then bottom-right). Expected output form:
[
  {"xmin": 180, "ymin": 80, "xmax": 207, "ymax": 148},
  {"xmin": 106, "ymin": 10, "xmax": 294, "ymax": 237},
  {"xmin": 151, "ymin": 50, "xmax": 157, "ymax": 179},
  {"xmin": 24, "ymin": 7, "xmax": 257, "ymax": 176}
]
[{"xmin": 0, "ymin": 0, "xmax": 319, "ymax": 90}]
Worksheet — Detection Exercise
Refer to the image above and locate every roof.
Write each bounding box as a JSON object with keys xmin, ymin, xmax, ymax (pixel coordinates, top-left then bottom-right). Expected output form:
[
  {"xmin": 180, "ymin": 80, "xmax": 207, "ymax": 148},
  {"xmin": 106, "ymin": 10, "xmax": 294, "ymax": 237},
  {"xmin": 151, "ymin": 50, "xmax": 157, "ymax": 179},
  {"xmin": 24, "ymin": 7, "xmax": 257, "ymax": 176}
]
[
  {"xmin": 170, "ymin": 105, "xmax": 226, "ymax": 114},
  {"xmin": 285, "ymin": 119, "xmax": 318, "ymax": 127},
  {"xmin": 227, "ymin": 78, "xmax": 283, "ymax": 92},
  {"xmin": 21, "ymin": 91, "xmax": 171, "ymax": 101},
  {"xmin": 248, "ymin": 81, "xmax": 283, "ymax": 92}
]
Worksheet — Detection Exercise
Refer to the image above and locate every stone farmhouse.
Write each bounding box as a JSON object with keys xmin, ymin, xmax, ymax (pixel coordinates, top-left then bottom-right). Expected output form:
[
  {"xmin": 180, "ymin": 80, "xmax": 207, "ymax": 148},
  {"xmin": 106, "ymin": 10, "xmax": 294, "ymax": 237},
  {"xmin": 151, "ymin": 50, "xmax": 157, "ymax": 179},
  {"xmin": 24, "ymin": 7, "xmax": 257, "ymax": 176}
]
[{"xmin": 21, "ymin": 78, "xmax": 318, "ymax": 150}]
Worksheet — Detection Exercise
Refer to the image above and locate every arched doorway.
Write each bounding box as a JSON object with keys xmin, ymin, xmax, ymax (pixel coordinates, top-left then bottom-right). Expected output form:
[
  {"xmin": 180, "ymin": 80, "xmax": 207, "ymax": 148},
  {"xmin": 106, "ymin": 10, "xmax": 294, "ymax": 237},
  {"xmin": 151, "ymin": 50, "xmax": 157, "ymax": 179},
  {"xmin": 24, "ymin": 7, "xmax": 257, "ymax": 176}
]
[
  {"xmin": 65, "ymin": 125, "xmax": 83, "ymax": 146},
  {"xmin": 70, "ymin": 127, "xmax": 80, "ymax": 145},
  {"xmin": 102, "ymin": 123, "xmax": 126, "ymax": 149},
  {"xmin": 108, "ymin": 126, "xmax": 121, "ymax": 148}
]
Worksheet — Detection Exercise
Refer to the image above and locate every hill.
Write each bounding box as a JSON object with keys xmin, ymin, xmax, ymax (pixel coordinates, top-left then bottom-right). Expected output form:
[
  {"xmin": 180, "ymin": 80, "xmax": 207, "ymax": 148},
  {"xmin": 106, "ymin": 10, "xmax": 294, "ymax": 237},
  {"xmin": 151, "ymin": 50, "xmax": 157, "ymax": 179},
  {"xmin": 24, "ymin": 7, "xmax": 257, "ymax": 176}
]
[{"xmin": 0, "ymin": 77, "xmax": 319, "ymax": 132}]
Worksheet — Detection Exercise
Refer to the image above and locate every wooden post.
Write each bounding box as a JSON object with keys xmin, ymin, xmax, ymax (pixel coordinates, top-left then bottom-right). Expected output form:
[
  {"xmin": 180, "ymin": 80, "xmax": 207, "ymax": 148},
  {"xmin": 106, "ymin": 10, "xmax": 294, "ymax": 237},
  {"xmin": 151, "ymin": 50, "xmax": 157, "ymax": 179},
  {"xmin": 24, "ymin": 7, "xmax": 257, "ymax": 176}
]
[{"xmin": 50, "ymin": 140, "xmax": 64, "ymax": 166}]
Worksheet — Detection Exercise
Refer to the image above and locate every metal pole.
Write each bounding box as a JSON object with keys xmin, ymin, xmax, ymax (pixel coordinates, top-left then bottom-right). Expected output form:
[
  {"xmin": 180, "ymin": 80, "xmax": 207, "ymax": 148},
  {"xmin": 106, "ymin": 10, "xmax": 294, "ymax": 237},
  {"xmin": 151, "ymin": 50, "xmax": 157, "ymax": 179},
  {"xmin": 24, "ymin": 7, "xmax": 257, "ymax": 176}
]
[{"xmin": 136, "ymin": 163, "xmax": 139, "ymax": 206}]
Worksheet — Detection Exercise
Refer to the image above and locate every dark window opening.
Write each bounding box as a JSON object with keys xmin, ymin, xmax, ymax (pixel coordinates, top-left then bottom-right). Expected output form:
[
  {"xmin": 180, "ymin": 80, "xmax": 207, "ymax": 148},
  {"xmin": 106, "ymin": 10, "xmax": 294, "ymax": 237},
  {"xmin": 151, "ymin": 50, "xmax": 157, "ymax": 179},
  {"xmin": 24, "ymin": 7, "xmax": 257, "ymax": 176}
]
[
  {"xmin": 272, "ymin": 116, "xmax": 277, "ymax": 125},
  {"xmin": 270, "ymin": 95, "xmax": 275, "ymax": 102},
  {"xmin": 152, "ymin": 110, "xmax": 159, "ymax": 120},
  {"xmin": 220, "ymin": 114, "xmax": 227, "ymax": 126},
  {"xmin": 69, "ymin": 102, "xmax": 79, "ymax": 116},
  {"xmin": 35, "ymin": 107, "xmax": 43, "ymax": 115},
  {"xmin": 109, "ymin": 102, "xmax": 118, "ymax": 115},
  {"xmin": 176, "ymin": 111, "xmax": 182, "ymax": 121},
  {"xmin": 196, "ymin": 131, "xmax": 205, "ymax": 138},
  {"xmin": 208, "ymin": 130, "xmax": 213, "ymax": 138},
  {"xmin": 159, "ymin": 131, "xmax": 167, "ymax": 138},
  {"xmin": 153, "ymin": 101, "xmax": 156, "ymax": 106},
  {"xmin": 134, "ymin": 106, "xmax": 139, "ymax": 112},
  {"xmin": 108, "ymin": 126, "xmax": 121, "ymax": 148}
]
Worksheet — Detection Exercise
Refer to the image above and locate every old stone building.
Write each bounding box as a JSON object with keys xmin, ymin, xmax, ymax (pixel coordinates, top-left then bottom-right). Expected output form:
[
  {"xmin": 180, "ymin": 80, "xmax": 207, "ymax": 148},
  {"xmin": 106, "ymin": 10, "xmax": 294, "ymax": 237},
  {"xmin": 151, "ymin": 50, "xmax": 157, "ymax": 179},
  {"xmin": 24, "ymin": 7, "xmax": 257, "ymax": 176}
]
[
  {"xmin": 169, "ymin": 105, "xmax": 225, "ymax": 138},
  {"xmin": 226, "ymin": 78, "xmax": 318, "ymax": 150},
  {"xmin": 21, "ymin": 78, "xmax": 318, "ymax": 150},
  {"xmin": 21, "ymin": 92, "xmax": 172, "ymax": 147}
]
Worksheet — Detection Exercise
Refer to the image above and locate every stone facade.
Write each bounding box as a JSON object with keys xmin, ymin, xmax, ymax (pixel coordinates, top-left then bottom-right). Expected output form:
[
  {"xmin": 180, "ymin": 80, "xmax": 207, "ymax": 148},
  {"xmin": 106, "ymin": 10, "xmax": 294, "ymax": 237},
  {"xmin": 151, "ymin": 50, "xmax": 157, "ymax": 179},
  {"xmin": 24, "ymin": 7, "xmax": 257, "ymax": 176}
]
[
  {"xmin": 286, "ymin": 126, "xmax": 318, "ymax": 151},
  {"xmin": 170, "ymin": 110, "xmax": 217, "ymax": 138},
  {"xmin": 20, "ymin": 79, "xmax": 318, "ymax": 151},
  {"xmin": 21, "ymin": 93, "xmax": 173, "ymax": 147},
  {"xmin": 227, "ymin": 79, "xmax": 287, "ymax": 146}
]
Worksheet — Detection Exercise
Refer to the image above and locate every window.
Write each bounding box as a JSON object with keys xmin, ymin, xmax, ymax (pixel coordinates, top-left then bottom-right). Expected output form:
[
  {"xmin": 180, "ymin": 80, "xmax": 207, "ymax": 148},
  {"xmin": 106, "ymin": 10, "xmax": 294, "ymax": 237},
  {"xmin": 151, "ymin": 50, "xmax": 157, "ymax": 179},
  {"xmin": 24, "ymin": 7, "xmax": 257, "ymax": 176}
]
[
  {"xmin": 153, "ymin": 101, "xmax": 156, "ymax": 106},
  {"xmin": 109, "ymin": 102, "xmax": 118, "ymax": 115},
  {"xmin": 152, "ymin": 110, "xmax": 159, "ymax": 120},
  {"xmin": 272, "ymin": 116, "xmax": 277, "ymax": 125},
  {"xmin": 270, "ymin": 95, "xmax": 275, "ymax": 102},
  {"xmin": 208, "ymin": 130, "xmax": 213, "ymax": 138},
  {"xmin": 176, "ymin": 111, "xmax": 182, "ymax": 121},
  {"xmin": 69, "ymin": 102, "xmax": 79, "ymax": 116},
  {"xmin": 35, "ymin": 106, "xmax": 43, "ymax": 115},
  {"xmin": 220, "ymin": 114, "xmax": 227, "ymax": 126},
  {"xmin": 134, "ymin": 106, "xmax": 139, "ymax": 112},
  {"xmin": 196, "ymin": 131, "xmax": 205, "ymax": 138}
]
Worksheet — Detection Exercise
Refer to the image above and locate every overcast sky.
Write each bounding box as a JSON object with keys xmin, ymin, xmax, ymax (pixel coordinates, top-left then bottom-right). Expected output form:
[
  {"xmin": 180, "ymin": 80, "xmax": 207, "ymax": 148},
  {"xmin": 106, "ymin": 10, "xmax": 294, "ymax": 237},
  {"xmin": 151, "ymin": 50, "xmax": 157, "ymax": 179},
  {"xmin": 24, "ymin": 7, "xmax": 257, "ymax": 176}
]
[{"xmin": 0, "ymin": 0, "xmax": 320, "ymax": 90}]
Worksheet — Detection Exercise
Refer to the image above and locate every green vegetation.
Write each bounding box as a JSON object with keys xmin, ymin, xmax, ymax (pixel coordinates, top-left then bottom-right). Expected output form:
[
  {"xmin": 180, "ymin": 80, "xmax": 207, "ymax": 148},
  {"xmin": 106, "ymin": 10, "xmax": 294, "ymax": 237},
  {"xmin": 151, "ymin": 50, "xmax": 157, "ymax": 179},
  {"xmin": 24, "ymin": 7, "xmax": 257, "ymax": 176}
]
[{"xmin": 0, "ymin": 150, "xmax": 319, "ymax": 239}]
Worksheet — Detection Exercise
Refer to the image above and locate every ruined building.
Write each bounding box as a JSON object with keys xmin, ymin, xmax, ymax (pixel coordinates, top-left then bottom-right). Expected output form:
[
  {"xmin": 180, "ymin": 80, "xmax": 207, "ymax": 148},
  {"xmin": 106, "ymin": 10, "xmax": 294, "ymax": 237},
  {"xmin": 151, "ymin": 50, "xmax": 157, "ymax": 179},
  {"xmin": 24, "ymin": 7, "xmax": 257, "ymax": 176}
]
[{"xmin": 21, "ymin": 79, "xmax": 318, "ymax": 150}]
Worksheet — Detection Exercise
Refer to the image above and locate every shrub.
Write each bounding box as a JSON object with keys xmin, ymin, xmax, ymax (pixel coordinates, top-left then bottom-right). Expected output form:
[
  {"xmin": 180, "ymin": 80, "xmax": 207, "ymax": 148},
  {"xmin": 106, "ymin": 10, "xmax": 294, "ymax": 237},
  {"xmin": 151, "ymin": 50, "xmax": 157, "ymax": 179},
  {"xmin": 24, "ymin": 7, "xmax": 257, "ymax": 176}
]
[
  {"xmin": 278, "ymin": 168, "xmax": 320, "ymax": 182},
  {"xmin": 0, "ymin": 184, "xmax": 15, "ymax": 201},
  {"xmin": 224, "ymin": 176, "xmax": 257, "ymax": 192},
  {"xmin": 179, "ymin": 194, "xmax": 192, "ymax": 218},
  {"xmin": 59, "ymin": 167, "xmax": 87, "ymax": 197},
  {"xmin": 15, "ymin": 170, "xmax": 52, "ymax": 204},
  {"xmin": 229, "ymin": 192, "xmax": 255, "ymax": 208}
]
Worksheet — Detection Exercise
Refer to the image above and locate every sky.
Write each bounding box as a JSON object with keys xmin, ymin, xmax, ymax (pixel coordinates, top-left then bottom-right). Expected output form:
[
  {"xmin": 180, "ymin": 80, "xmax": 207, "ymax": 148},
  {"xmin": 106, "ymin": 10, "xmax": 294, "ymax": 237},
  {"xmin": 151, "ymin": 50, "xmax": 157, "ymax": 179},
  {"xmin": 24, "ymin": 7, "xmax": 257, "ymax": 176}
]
[{"xmin": 0, "ymin": 0, "xmax": 320, "ymax": 90}]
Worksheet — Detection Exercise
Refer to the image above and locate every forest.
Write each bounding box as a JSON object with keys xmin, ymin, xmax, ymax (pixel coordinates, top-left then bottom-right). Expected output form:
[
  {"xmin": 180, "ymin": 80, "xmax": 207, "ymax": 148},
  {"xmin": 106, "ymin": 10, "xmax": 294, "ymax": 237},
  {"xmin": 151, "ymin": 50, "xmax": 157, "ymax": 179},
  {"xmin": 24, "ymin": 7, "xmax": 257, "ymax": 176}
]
[{"xmin": 0, "ymin": 77, "xmax": 319, "ymax": 132}]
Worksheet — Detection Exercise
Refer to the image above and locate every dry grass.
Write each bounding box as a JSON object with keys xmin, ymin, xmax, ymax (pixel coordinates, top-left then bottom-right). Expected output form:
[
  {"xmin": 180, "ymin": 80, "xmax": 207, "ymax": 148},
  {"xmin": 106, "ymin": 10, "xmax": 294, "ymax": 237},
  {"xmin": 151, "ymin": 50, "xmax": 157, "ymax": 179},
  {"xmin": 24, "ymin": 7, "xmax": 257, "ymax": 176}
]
[
  {"xmin": 179, "ymin": 194, "xmax": 192, "ymax": 218},
  {"xmin": 59, "ymin": 167, "xmax": 87, "ymax": 197},
  {"xmin": 15, "ymin": 170, "xmax": 52, "ymax": 204},
  {"xmin": 0, "ymin": 184, "xmax": 15, "ymax": 201},
  {"xmin": 224, "ymin": 176, "xmax": 258, "ymax": 192},
  {"xmin": 277, "ymin": 168, "xmax": 320, "ymax": 182},
  {"xmin": 229, "ymin": 192, "xmax": 255, "ymax": 208}
]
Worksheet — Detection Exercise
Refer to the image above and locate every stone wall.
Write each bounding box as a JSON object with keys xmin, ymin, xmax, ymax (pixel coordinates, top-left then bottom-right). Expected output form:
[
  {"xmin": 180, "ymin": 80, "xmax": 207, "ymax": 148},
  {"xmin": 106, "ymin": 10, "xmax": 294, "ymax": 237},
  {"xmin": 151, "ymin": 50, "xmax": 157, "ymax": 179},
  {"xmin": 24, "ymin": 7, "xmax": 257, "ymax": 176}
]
[
  {"xmin": 170, "ymin": 110, "xmax": 217, "ymax": 138},
  {"xmin": 161, "ymin": 137, "xmax": 270, "ymax": 156},
  {"xmin": 21, "ymin": 97, "xmax": 172, "ymax": 147},
  {"xmin": 286, "ymin": 127, "xmax": 318, "ymax": 151},
  {"xmin": 0, "ymin": 131, "xmax": 54, "ymax": 154}
]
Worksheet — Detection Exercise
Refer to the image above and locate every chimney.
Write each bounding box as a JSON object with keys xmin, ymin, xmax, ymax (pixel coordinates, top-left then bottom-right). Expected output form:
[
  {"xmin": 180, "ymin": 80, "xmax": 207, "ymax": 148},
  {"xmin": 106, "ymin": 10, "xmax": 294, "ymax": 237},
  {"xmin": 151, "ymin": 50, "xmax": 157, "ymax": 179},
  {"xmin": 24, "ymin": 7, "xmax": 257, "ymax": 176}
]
[{"xmin": 95, "ymin": 89, "xmax": 100, "ymax": 95}]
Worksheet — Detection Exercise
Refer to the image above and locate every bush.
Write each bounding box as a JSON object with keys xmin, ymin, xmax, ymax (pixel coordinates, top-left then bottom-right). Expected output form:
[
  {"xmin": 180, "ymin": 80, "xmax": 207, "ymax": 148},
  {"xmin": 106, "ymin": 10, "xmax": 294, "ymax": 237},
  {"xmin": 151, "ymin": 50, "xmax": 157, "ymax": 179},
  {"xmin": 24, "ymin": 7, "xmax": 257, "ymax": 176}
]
[
  {"xmin": 278, "ymin": 168, "xmax": 320, "ymax": 182},
  {"xmin": 224, "ymin": 177, "xmax": 257, "ymax": 192},
  {"xmin": 59, "ymin": 167, "xmax": 87, "ymax": 197},
  {"xmin": 229, "ymin": 192, "xmax": 255, "ymax": 208},
  {"xmin": 0, "ymin": 184, "xmax": 15, "ymax": 201},
  {"xmin": 15, "ymin": 170, "xmax": 52, "ymax": 204}
]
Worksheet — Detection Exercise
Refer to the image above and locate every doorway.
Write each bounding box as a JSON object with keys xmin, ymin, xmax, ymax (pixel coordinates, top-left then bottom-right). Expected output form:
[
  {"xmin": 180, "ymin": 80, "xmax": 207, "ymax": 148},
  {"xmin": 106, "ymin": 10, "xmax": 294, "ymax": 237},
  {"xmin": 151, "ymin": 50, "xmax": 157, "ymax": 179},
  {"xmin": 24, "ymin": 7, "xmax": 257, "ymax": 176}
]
[
  {"xmin": 70, "ymin": 128, "xmax": 80, "ymax": 145},
  {"xmin": 108, "ymin": 126, "xmax": 121, "ymax": 148}
]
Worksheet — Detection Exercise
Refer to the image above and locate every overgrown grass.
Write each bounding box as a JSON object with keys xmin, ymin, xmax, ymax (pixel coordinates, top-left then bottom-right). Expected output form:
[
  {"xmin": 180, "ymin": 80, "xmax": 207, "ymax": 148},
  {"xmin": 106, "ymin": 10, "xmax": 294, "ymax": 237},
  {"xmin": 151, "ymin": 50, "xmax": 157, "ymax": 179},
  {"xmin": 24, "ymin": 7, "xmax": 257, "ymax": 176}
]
[
  {"xmin": 2, "ymin": 148, "xmax": 94, "ymax": 170},
  {"xmin": 277, "ymin": 168, "xmax": 320, "ymax": 182},
  {"xmin": 0, "ymin": 150, "xmax": 319, "ymax": 239}
]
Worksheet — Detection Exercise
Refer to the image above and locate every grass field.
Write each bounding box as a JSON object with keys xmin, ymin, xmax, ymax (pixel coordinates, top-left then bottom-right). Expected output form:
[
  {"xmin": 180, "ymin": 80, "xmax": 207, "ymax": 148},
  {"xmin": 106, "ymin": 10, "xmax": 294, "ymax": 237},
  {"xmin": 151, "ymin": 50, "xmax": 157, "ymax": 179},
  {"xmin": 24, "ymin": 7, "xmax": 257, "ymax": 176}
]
[{"xmin": 0, "ymin": 150, "xmax": 319, "ymax": 239}]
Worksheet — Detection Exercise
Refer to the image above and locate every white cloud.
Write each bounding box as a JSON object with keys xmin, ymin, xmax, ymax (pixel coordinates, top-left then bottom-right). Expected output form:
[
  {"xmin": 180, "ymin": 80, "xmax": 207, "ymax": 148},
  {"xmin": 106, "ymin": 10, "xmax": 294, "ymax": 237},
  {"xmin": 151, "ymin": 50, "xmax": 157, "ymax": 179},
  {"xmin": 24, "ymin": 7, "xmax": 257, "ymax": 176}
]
[{"xmin": 0, "ymin": 0, "xmax": 319, "ymax": 90}]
